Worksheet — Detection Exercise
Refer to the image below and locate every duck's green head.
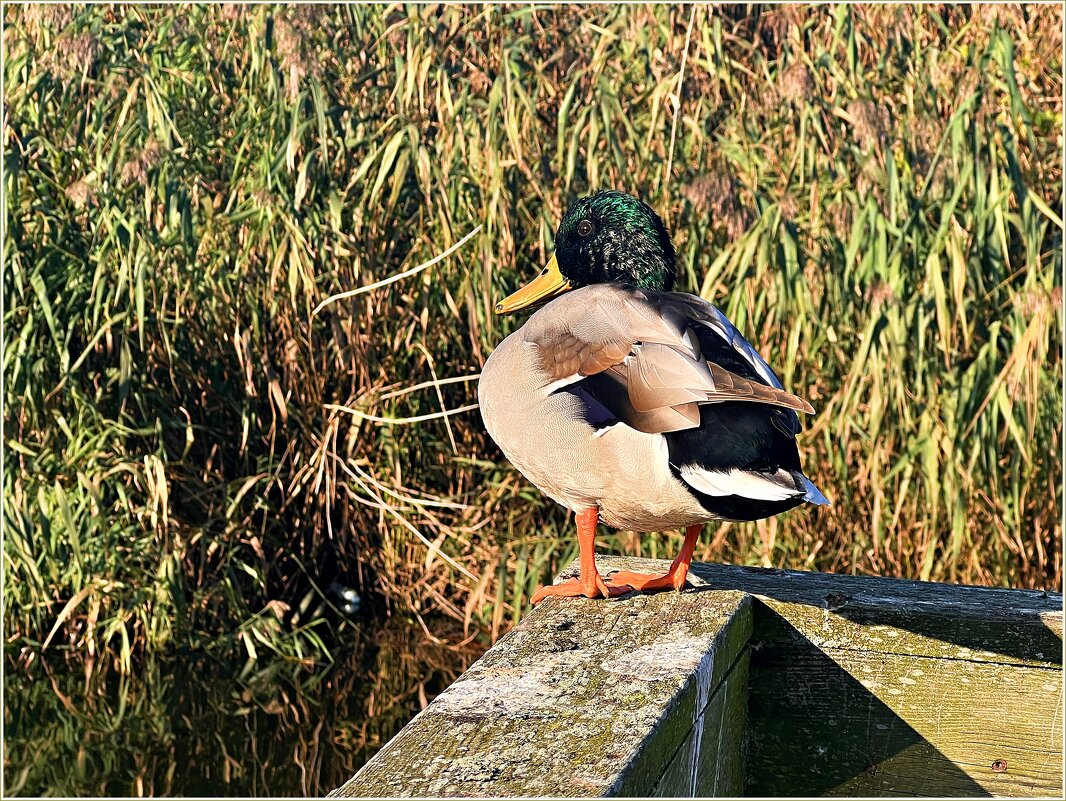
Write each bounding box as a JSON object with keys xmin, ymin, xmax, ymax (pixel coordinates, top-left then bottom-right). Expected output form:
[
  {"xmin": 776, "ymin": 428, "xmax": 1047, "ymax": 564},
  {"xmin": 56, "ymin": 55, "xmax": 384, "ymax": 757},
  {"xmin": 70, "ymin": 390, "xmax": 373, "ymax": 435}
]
[{"xmin": 496, "ymin": 190, "xmax": 676, "ymax": 314}]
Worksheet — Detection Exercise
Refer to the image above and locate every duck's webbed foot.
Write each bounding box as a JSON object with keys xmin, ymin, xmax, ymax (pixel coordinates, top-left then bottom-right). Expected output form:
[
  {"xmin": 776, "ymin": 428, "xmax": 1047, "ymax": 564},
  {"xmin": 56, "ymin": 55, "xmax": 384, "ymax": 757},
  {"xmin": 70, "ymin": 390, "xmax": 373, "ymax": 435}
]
[
  {"xmin": 529, "ymin": 507, "xmax": 637, "ymax": 604},
  {"xmin": 604, "ymin": 568, "xmax": 687, "ymax": 592},
  {"xmin": 530, "ymin": 575, "xmax": 632, "ymax": 604},
  {"xmin": 605, "ymin": 523, "xmax": 704, "ymax": 594}
]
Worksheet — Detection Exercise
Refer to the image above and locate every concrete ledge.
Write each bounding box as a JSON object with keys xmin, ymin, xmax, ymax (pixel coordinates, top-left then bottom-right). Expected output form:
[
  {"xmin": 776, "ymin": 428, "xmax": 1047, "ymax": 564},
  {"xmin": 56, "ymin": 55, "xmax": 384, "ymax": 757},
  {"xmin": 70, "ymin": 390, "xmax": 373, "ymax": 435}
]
[{"xmin": 332, "ymin": 558, "xmax": 1063, "ymax": 798}]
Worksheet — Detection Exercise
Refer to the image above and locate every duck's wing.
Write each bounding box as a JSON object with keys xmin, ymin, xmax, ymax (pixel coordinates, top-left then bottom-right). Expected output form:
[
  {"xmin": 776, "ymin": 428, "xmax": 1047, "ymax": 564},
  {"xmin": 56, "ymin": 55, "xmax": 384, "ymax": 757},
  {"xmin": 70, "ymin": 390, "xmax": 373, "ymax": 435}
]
[
  {"xmin": 659, "ymin": 292, "xmax": 788, "ymax": 390},
  {"xmin": 523, "ymin": 285, "xmax": 814, "ymax": 436}
]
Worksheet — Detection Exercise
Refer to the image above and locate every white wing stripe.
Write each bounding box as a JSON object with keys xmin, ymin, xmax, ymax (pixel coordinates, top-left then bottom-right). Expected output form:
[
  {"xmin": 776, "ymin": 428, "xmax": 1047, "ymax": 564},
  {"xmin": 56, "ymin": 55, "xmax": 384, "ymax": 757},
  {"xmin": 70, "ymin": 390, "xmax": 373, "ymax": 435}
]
[
  {"xmin": 679, "ymin": 465, "xmax": 803, "ymax": 501},
  {"xmin": 541, "ymin": 373, "xmax": 585, "ymax": 394}
]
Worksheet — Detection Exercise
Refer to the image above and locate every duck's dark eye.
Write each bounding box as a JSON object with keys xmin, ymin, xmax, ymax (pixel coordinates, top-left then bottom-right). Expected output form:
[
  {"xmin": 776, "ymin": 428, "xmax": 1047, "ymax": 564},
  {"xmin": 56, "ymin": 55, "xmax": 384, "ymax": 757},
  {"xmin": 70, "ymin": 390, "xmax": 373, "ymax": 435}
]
[{"xmin": 576, "ymin": 219, "xmax": 594, "ymax": 237}]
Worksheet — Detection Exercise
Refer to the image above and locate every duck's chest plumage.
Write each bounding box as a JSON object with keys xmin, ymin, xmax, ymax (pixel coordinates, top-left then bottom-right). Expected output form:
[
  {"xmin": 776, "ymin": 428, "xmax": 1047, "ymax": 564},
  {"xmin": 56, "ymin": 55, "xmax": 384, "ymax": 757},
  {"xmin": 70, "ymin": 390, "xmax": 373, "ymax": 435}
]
[{"xmin": 477, "ymin": 323, "xmax": 710, "ymax": 532}]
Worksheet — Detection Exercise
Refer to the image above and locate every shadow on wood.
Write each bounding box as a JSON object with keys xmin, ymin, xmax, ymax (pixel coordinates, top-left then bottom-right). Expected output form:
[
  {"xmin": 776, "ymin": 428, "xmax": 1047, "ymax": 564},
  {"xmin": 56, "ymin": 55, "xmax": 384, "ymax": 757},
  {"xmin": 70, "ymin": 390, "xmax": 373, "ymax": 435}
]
[
  {"xmin": 332, "ymin": 558, "xmax": 1063, "ymax": 798},
  {"xmin": 747, "ymin": 612, "xmax": 991, "ymax": 796},
  {"xmin": 686, "ymin": 562, "xmax": 1061, "ymax": 667}
]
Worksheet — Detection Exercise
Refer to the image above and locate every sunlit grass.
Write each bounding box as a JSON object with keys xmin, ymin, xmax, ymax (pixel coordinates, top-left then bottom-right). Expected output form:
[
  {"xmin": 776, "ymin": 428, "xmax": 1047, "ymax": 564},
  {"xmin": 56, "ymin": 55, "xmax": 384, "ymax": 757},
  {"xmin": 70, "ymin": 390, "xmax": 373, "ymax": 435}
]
[{"xmin": 3, "ymin": 3, "xmax": 1061, "ymax": 673}]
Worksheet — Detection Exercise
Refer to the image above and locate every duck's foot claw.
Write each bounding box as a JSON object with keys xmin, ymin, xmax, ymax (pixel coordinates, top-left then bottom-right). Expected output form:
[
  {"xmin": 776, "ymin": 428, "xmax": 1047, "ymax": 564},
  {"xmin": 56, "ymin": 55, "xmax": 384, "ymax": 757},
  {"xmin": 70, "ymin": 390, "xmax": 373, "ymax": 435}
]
[
  {"xmin": 530, "ymin": 576, "xmax": 633, "ymax": 604},
  {"xmin": 605, "ymin": 568, "xmax": 689, "ymax": 593}
]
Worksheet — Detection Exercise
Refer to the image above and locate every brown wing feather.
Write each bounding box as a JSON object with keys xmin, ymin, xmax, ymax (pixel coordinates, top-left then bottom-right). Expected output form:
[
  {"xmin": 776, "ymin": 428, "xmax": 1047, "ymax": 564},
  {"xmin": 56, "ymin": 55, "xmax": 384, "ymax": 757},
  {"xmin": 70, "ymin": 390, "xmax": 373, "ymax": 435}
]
[
  {"xmin": 585, "ymin": 370, "xmax": 702, "ymax": 433},
  {"xmin": 624, "ymin": 342, "xmax": 814, "ymax": 416},
  {"xmin": 523, "ymin": 285, "xmax": 815, "ymax": 434},
  {"xmin": 704, "ymin": 362, "xmax": 815, "ymax": 414},
  {"xmin": 535, "ymin": 332, "xmax": 630, "ymax": 381}
]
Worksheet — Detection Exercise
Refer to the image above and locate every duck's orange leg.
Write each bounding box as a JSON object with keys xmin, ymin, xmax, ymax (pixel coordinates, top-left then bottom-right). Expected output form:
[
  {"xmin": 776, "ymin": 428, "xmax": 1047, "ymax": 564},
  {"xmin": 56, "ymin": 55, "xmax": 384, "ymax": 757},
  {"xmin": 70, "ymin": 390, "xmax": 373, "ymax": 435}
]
[
  {"xmin": 605, "ymin": 524, "xmax": 703, "ymax": 592},
  {"xmin": 530, "ymin": 508, "xmax": 633, "ymax": 604}
]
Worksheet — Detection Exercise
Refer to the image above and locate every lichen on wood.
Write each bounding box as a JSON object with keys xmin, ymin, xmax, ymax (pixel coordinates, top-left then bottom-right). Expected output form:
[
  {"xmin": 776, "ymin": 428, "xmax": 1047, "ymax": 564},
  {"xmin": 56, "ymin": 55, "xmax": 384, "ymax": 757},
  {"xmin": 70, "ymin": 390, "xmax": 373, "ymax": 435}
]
[
  {"xmin": 332, "ymin": 558, "xmax": 1062, "ymax": 798},
  {"xmin": 332, "ymin": 585, "xmax": 751, "ymax": 798}
]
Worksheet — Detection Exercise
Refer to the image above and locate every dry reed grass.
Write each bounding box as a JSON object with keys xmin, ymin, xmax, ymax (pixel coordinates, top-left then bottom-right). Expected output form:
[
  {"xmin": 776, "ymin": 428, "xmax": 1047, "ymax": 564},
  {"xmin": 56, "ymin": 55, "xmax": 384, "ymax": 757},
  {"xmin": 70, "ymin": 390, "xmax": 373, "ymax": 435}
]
[{"xmin": 3, "ymin": 3, "xmax": 1061, "ymax": 672}]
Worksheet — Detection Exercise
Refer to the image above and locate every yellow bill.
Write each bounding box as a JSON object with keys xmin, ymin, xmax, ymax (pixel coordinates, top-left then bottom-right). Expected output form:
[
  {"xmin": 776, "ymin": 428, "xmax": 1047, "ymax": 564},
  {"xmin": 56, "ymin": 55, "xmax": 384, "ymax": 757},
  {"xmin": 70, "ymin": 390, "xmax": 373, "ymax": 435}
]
[{"xmin": 495, "ymin": 254, "xmax": 573, "ymax": 315}]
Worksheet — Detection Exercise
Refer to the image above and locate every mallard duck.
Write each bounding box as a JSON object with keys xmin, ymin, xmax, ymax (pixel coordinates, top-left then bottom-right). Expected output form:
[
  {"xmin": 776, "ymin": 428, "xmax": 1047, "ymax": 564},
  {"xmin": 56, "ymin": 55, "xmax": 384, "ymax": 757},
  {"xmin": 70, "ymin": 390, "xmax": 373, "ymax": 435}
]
[{"xmin": 479, "ymin": 190, "xmax": 828, "ymax": 603}]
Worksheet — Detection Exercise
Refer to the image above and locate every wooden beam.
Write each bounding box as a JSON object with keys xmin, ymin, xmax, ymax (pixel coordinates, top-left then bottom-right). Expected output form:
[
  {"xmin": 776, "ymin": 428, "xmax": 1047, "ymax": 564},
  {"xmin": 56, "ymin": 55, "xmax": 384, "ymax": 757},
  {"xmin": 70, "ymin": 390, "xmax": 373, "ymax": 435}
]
[
  {"xmin": 748, "ymin": 640, "xmax": 1062, "ymax": 797},
  {"xmin": 675, "ymin": 559, "xmax": 1062, "ymax": 668},
  {"xmin": 650, "ymin": 650, "xmax": 748, "ymax": 797},
  {"xmin": 331, "ymin": 586, "xmax": 752, "ymax": 798},
  {"xmin": 331, "ymin": 557, "xmax": 1062, "ymax": 798},
  {"xmin": 610, "ymin": 557, "xmax": 1063, "ymax": 798}
]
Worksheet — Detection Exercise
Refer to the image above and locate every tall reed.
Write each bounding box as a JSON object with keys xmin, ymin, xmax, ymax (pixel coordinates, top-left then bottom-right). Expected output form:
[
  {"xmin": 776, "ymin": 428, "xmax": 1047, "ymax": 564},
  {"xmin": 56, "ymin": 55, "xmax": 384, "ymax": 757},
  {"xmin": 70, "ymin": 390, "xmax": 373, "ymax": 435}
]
[{"xmin": 3, "ymin": 3, "xmax": 1061, "ymax": 671}]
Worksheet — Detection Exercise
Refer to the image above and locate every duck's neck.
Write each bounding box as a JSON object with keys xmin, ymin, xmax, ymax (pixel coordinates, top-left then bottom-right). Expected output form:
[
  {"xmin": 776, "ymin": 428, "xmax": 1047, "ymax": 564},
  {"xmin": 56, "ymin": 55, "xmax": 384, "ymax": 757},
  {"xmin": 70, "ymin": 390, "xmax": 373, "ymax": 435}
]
[
  {"xmin": 611, "ymin": 249, "xmax": 675, "ymax": 292},
  {"xmin": 612, "ymin": 214, "xmax": 676, "ymax": 292}
]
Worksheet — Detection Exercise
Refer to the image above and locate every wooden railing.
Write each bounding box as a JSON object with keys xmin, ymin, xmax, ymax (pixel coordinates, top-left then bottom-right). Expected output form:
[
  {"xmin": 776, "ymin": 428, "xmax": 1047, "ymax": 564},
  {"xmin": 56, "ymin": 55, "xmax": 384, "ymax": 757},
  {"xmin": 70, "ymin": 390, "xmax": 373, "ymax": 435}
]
[{"xmin": 331, "ymin": 558, "xmax": 1063, "ymax": 798}]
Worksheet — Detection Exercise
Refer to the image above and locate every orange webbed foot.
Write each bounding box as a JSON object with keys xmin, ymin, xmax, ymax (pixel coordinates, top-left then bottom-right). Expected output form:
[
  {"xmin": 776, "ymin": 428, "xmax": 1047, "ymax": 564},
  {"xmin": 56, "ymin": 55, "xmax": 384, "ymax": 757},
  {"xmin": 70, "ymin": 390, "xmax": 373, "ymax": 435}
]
[
  {"xmin": 530, "ymin": 575, "xmax": 633, "ymax": 604},
  {"xmin": 603, "ymin": 523, "xmax": 702, "ymax": 594},
  {"xmin": 605, "ymin": 567, "xmax": 689, "ymax": 593}
]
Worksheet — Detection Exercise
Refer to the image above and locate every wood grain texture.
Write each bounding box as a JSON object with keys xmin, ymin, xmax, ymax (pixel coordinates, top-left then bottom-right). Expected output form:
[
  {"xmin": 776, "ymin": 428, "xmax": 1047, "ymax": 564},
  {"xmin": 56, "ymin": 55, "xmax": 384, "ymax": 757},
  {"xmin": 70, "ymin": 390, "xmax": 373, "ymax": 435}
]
[
  {"xmin": 331, "ymin": 557, "xmax": 1061, "ymax": 798},
  {"xmin": 746, "ymin": 640, "xmax": 1062, "ymax": 797},
  {"xmin": 652, "ymin": 650, "xmax": 748, "ymax": 797},
  {"xmin": 597, "ymin": 558, "xmax": 1062, "ymax": 796},
  {"xmin": 331, "ymin": 587, "xmax": 752, "ymax": 798},
  {"xmin": 600, "ymin": 557, "xmax": 1062, "ymax": 668}
]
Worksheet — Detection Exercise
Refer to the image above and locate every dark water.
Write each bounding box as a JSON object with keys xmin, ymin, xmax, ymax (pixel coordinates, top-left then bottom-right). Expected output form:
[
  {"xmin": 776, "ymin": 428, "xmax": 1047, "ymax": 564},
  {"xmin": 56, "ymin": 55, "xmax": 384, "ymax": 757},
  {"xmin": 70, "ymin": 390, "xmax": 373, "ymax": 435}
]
[{"xmin": 4, "ymin": 617, "xmax": 482, "ymax": 796}]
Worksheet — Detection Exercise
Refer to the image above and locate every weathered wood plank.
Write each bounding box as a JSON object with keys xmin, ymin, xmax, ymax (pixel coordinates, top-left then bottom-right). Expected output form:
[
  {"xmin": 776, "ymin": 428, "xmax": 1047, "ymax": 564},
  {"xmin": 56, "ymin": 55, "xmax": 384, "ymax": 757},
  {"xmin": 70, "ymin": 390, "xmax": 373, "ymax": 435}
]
[
  {"xmin": 651, "ymin": 649, "xmax": 748, "ymax": 797},
  {"xmin": 593, "ymin": 557, "xmax": 1062, "ymax": 798},
  {"xmin": 597, "ymin": 557, "xmax": 1062, "ymax": 668},
  {"xmin": 331, "ymin": 587, "xmax": 752, "ymax": 798},
  {"xmin": 746, "ymin": 638, "xmax": 1063, "ymax": 797},
  {"xmin": 334, "ymin": 556, "xmax": 1061, "ymax": 798}
]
